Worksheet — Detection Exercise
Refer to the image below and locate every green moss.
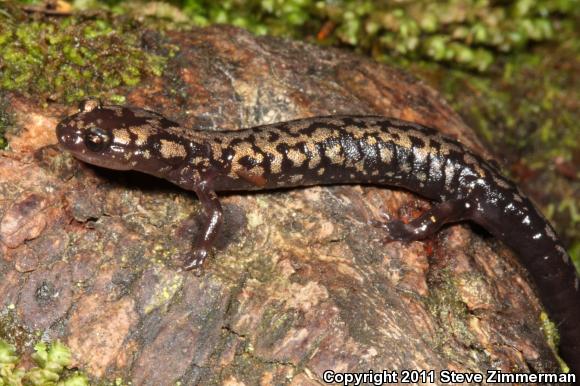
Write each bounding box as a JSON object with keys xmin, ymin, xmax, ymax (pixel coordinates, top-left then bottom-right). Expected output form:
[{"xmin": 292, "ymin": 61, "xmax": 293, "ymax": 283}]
[
  {"xmin": 0, "ymin": 339, "xmax": 89, "ymax": 385},
  {"xmin": 0, "ymin": 339, "xmax": 24, "ymax": 386},
  {"xmin": 0, "ymin": 14, "xmax": 173, "ymax": 104},
  {"xmin": 0, "ymin": 340, "xmax": 19, "ymax": 364},
  {"xmin": 540, "ymin": 312, "xmax": 570, "ymax": 372},
  {"xmin": 102, "ymin": 0, "xmax": 576, "ymax": 73},
  {"xmin": 425, "ymin": 272, "xmax": 477, "ymax": 357}
]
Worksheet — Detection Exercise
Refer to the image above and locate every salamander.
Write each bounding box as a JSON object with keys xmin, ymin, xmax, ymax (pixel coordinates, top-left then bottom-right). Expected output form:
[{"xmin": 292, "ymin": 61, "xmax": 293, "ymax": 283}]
[{"xmin": 56, "ymin": 99, "xmax": 580, "ymax": 374}]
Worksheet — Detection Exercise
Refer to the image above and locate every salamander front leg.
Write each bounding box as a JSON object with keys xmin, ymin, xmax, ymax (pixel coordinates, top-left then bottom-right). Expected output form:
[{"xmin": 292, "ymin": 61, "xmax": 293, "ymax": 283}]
[
  {"xmin": 374, "ymin": 199, "xmax": 472, "ymax": 242},
  {"xmin": 182, "ymin": 183, "xmax": 224, "ymax": 271}
]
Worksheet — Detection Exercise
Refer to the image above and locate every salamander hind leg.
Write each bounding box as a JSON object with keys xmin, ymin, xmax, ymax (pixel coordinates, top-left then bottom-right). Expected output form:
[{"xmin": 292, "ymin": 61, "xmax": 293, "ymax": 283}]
[
  {"xmin": 373, "ymin": 199, "xmax": 473, "ymax": 242},
  {"xmin": 182, "ymin": 182, "xmax": 224, "ymax": 271}
]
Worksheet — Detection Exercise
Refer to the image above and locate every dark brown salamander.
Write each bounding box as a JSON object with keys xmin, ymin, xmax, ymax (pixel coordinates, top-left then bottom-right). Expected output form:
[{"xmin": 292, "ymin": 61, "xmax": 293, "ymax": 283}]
[{"xmin": 56, "ymin": 99, "xmax": 579, "ymax": 373}]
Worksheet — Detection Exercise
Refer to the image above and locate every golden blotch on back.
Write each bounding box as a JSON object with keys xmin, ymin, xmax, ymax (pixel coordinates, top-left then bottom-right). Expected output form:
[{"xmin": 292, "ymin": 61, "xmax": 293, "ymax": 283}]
[{"xmin": 160, "ymin": 139, "xmax": 187, "ymax": 158}]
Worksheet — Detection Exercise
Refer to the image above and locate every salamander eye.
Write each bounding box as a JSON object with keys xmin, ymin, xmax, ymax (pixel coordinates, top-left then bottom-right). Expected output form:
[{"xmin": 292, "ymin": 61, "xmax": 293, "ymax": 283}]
[{"xmin": 85, "ymin": 127, "xmax": 110, "ymax": 152}]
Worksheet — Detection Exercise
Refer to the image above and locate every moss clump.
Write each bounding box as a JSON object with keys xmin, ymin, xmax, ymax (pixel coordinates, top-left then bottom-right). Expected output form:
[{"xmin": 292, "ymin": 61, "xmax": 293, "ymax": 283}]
[
  {"xmin": 540, "ymin": 312, "xmax": 570, "ymax": 373},
  {"xmin": 0, "ymin": 14, "xmax": 172, "ymax": 103},
  {"xmin": 425, "ymin": 273, "xmax": 476, "ymax": 355},
  {"xmin": 320, "ymin": 0, "xmax": 575, "ymax": 72},
  {"xmin": 98, "ymin": 0, "xmax": 578, "ymax": 72},
  {"xmin": 172, "ymin": 0, "xmax": 310, "ymax": 36},
  {"xmin": 0, "ymin": 339, "xmax": 89, "ymax": 385},
  {"xmin": 47, "ymin": 0, "xmax": 576, "ymax": 72}
]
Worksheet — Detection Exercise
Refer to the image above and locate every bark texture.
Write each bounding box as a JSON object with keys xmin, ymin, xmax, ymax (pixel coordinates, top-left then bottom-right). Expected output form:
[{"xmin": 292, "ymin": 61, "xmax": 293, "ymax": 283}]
[{"xmin": 0, "ymin": 26, "xmax": 561, "ymax": 385}]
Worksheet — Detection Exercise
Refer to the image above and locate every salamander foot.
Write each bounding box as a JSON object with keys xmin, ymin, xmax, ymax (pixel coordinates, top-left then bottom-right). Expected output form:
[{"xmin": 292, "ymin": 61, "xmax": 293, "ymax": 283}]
[
  {"xmin": 371, "ymin": 199, "xmax": 472, "ymax": 242},
  {"xmin": 182, "ymin": 248, "xmax": 210, "ymax": 276}
]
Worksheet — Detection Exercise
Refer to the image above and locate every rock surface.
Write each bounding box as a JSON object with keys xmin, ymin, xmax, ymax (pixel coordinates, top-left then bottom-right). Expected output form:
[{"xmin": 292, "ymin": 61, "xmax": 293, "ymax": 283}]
[{"xmin": 0, "ymin": 26, "xmax": 560, "ymax": 384}]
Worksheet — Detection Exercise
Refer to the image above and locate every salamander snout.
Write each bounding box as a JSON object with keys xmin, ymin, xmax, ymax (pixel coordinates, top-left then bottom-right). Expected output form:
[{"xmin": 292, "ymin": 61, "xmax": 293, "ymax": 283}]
[
  {"xmin": 56, "ymin": 100, "xmax": 189, "ymax": 173},
  {"xmin": 57, "ymin": 99, "xmax": 103, "ymax": 152},
  {"xmin": 56, "ymin": 118, "xmax": 83, "ymax": 151},
  {"xmin": 56, "ymin": 117, "xmax": 133, "ymax": 171}
]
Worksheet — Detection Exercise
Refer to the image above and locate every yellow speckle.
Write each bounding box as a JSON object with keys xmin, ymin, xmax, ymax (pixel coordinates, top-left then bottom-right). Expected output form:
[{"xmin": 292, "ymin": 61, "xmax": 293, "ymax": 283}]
[
  {"xmin": 113, "ymin": 129, "xmax": 131, "ymax": 145},
  {"xmin": 325, "ymin": 142, "xmax": 342, "ymax": 163},
  {"xmin": 304, "ymin": 142, "xmax": 320, "ymax": 168},
  {"xmin": 287, "ymin": 149, "xmax": 307, "ymax": 167},
  {"xmin": 379, "ymin": 146, "xmax": 393, "ymax": 163},
  {"xmin": 269, "ymin": 152, "xmax": 283, "ymax": 174},
  {"xmin": 230, "ymin": 142, "xmax": 264, "ymax": 176},
  {"xmin": 160, "ymin": 139, "xmax": 187, "ymax": 158},
  {"xmin": 131, "ymin": 127, "xmax": 151, "ymax": 146}
]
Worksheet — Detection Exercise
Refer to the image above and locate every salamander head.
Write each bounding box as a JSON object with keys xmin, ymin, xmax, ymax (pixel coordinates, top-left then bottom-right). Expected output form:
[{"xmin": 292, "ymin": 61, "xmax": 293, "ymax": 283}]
[{"xmin": 56, "ymin": 99, "xmax": 189, "ymax": 175}]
